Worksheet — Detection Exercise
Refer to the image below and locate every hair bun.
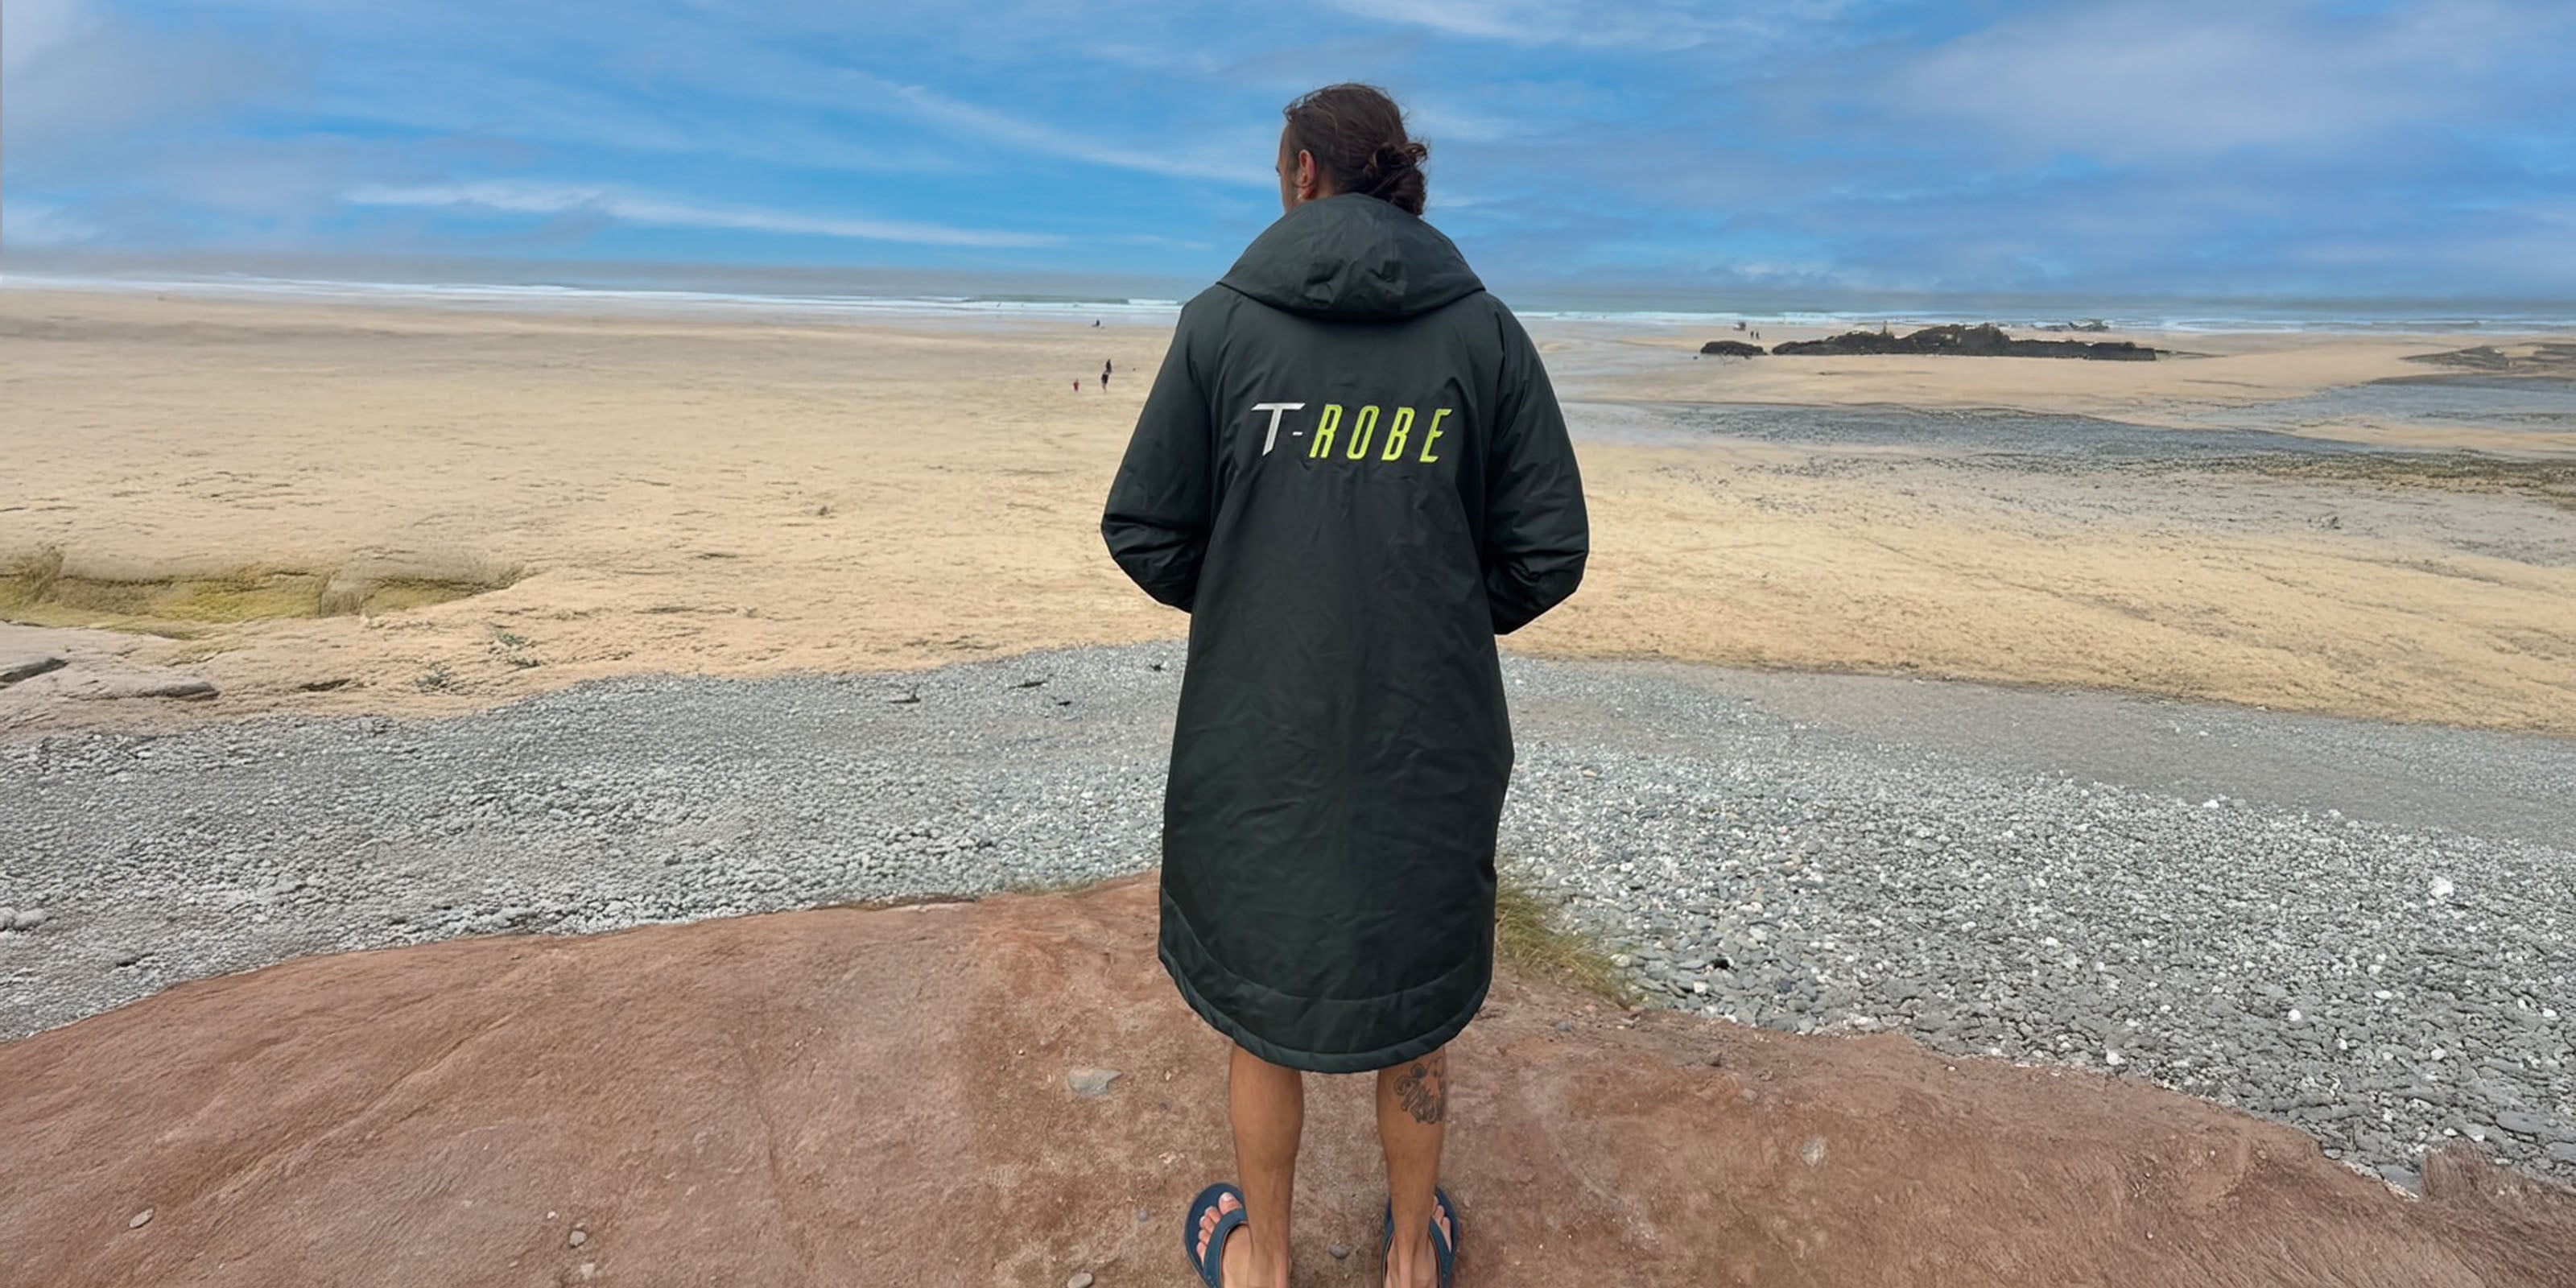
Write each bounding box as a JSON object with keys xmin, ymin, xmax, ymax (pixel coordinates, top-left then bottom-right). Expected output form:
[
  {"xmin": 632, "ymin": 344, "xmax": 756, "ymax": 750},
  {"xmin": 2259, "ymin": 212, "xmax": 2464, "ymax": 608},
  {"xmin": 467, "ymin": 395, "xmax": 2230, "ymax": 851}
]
[{"xmin": 1282, "ymin": 83, "xmax": 1431, "ymax": 217}]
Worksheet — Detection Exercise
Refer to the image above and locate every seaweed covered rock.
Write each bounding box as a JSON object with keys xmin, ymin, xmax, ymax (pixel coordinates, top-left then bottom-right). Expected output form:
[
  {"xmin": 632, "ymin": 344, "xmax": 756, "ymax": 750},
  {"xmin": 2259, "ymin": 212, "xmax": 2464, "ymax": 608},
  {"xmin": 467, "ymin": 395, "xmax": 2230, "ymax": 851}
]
[
  {"xmin": 1774, "ymin": 324, "xmax": 2156, "ymax": 361},
  {"xmin": 1699, "ymin": 341, "xmax": 1766, "ymax": 357}
]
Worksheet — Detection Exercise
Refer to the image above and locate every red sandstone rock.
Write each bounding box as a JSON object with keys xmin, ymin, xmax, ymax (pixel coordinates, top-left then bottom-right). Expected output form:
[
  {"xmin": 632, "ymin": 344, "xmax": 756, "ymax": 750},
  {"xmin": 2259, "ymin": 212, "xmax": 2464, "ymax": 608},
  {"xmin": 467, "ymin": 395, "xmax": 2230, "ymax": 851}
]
[{"xmin": 2, "ymin": 876, "xmax": 2570, "ymax": 1287}]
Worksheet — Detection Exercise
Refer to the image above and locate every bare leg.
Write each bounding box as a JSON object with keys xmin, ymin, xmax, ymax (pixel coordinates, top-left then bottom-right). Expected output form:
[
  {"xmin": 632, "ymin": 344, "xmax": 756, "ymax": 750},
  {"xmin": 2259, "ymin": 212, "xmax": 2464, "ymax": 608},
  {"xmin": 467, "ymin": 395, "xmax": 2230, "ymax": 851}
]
[
  {"xmin": 1195, "ymin": 1044, "xmax": 1302, "ymax": 1288},
  {"xmin": 1377, "ymin": 1047, "xmax": 1451, "ymax": 1288}
]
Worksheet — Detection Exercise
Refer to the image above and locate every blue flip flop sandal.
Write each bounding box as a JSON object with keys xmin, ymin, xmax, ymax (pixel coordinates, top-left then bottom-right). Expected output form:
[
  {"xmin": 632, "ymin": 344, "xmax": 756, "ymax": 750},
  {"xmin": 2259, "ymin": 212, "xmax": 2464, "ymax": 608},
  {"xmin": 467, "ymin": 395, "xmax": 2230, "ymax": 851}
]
[
  {"xmin": 1183, "ymin": 1182, "xmax": 1248, "ymax": 1288},
  {"xmin": 1379, "ymin": 1187, "xmax": 1460, "ymax": 1288}
]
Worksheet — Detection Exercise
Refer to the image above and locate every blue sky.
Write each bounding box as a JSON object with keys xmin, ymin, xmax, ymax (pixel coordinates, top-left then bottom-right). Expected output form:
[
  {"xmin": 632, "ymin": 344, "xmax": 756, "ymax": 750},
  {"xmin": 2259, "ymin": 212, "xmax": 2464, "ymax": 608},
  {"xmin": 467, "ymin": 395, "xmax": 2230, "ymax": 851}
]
[{"xmin": 6, "ymin": 0, "xmax": 2573, "ymax": 300}]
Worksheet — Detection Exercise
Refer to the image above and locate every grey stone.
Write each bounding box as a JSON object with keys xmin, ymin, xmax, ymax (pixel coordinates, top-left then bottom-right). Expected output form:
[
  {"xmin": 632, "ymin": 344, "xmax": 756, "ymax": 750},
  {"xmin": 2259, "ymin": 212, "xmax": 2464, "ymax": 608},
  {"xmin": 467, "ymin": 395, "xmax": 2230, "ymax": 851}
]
[
  {"xmin": 568, "ymin": 1228, "xmax": 588, "ymax": 1249},
  {"xmin": 0, "ymin": 654, "xmax": 68, "ymax": 685},
  {"xmin": 1067, "ymin": 1067, "xmax": 1121, "ymax": 1097},
  {"xmin": 1065, "ymin": 1272, "xmax": 1093, "ymax": 1288},
  {"xmin": 2492, "ymin": 1110, "xmax": 2552, "ymax": 1139},
  {"xmin": 76, "ymin": 675, "xmax": 220, "ymax": 702},
  {"xmin": 129, "ymin": 1209, "xmax": 153, "ymax": 1229}
]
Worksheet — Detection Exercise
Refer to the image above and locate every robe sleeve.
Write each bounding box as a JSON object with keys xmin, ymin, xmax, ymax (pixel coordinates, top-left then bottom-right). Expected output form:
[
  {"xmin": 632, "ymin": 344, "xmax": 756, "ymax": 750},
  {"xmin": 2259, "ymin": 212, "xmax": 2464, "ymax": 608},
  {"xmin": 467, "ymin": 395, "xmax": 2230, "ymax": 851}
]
[
  {"xmin": 1102, "ymin": 306, "xmax": 1216, "ymax": 612},
  {"xmin": 1482, "ymin": 312, "xmax": 1590, "ymax": 635}
]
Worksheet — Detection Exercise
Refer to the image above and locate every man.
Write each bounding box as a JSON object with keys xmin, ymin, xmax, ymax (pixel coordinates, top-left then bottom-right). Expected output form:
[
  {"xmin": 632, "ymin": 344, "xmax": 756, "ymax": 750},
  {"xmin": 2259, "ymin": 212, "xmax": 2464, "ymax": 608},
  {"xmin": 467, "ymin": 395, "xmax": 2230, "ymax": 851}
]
[{"xmin": 1103, "ymin": 82, "xmax": 1587, "ymax": 1288}]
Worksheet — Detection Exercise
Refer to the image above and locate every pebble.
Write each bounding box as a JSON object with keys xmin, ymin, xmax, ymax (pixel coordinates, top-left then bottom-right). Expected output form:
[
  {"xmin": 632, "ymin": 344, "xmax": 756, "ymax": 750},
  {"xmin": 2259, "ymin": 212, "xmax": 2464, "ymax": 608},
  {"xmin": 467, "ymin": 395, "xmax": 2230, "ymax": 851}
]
[
  {"xmin": 0, "ymin": 654, "xmax": 68, "ymax": 684},
  {"xmin": 1, "ymin": 639, "xmax": 2568, "ymax": 1193},
  {"xmin": 128, "ymin": 1209, "xmax": 152, "ymax": 1229},
  {"xmin": 83, "ymin": 675, "xmax": 220, "ymax": 702},
  {"xmin": 2493, "ymin": 1110, "xmax": 2556, "ymax": 1140},
  {"xmin": 1329, "ymin": 1242, "xmax": 1352, "ymax": 1260},
  {"xmin": 568, "ymin": 1228, "xmax": 588, "ymax": 1249},
  {"xmin": 1800, "ymin": 1137, "xmax": 1827, "ymax": 1166},
  {"xmin": 1067, "ymin": 1067, "xmax": 1121, "ymax": 1097},
  {"xmin": 1066, "ymin": 1271, "xmax": 1093, "ymax": 1288}
]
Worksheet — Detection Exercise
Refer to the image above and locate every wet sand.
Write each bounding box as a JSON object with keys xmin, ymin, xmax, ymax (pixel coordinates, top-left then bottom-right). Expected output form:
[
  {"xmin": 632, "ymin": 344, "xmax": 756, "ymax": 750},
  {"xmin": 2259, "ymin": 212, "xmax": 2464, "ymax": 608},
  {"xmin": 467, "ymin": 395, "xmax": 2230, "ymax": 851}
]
[{"xmin": 3, "ymin": 287, "xmax": 2572, "ymax": 737}]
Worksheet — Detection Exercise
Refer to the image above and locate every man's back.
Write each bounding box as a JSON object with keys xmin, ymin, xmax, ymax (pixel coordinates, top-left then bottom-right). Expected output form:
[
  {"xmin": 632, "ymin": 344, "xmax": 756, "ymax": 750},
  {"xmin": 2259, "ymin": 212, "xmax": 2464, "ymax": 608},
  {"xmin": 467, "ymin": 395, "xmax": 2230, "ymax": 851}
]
[{"xmin": 1104, "ymin": 192, "xmax": 1587, "ymax": 1073}]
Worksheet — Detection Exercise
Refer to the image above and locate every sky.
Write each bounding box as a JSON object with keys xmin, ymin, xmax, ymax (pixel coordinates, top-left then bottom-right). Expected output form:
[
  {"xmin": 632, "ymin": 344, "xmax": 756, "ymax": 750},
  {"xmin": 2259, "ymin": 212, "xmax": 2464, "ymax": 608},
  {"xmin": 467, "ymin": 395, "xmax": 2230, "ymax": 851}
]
[{"xmin": 6, "ymin": 0, "xmax": 2574, "ymax": 303}]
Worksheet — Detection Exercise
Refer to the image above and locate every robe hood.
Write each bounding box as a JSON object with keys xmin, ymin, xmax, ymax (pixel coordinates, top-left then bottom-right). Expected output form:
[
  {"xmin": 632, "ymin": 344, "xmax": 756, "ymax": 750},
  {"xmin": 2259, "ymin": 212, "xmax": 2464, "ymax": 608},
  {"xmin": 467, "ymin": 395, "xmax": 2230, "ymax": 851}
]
[{"xmin": 1217, "ymin": 194, "xmax": 1485, "ymax": 320}]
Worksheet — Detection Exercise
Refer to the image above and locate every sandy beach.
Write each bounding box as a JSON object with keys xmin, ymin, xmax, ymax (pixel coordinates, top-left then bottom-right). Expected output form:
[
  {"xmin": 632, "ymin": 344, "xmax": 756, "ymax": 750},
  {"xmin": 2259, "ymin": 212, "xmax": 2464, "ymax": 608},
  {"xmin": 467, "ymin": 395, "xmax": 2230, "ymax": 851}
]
[{"xmin": 4, "ymin": 286, "xmax": 2572, "ymax": 737}]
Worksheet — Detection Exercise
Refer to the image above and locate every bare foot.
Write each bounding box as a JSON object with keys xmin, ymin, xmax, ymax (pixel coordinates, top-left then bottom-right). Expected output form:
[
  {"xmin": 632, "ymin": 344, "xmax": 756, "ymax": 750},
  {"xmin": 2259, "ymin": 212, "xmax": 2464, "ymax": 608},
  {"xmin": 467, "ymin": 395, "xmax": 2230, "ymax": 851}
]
[
  {"xmin": 1383, "ymin": 1199, "xmax": 1452, "ymax": 1288},
  {"xmin": 1195, "ymin": 1191, "xmax": 1256, "ymax": 1286}
]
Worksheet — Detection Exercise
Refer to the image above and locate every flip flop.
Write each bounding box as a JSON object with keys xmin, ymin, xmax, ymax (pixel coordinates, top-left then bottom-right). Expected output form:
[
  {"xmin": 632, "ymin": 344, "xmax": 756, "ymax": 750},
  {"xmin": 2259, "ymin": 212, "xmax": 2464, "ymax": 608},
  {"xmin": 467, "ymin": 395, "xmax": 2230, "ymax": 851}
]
[
  {"xmin": 1379, "ymin": 1187, "xmax": 1461, "ymax": 1288},
  {"xmin": 1183, "ymin": 1182, "xmax": 1248, "ymax": 1288}
]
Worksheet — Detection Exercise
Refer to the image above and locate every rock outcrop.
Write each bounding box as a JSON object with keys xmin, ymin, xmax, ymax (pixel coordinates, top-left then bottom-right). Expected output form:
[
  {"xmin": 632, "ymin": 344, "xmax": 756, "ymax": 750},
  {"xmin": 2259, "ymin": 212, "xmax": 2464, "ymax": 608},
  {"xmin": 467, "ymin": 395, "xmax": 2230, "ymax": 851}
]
[
  {"xmin": 1699, "ymin": 341, "xmax": 1766, "ymax": 357},
  {"xmin": 2, "ymin": 876, "xmax": 2569, "ymax": 1286},
  {"xmin": 1773, "ymin": 323, "xmax": 2157, "ymax": 361},
  {"xmin": 2401, "ymin": 342, "xmax": 2576, "ymax": 378}
]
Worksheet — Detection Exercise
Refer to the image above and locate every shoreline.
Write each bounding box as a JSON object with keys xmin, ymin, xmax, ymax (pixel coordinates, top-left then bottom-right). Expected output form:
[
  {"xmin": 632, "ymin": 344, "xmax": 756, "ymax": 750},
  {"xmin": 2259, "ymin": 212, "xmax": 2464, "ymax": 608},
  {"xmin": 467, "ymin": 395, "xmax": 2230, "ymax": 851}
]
[{"xmin": 17, "ymin": 271, "xmax": 2576, "ymax": 335}]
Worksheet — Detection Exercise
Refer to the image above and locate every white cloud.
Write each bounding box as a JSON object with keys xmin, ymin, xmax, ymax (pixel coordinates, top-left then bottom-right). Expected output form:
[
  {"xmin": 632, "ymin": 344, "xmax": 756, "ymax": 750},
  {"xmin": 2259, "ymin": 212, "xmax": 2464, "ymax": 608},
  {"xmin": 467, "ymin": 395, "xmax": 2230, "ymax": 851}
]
[
  {"xmin": 2, "ymin": 200, "xmax": 100, "ymax": 246},
  {"xmin": 1892, "ymin": 0, "xmax": 2549, "ymax": 160},
  {"xmin": 342, "ymin": 180, "xmax": 1060, "ymax": 248},
  {"xmin": 1, "ymin": 0, "xmax": 98, "ymax": 78},
  {"xmin": 1400, "ymin": 97, "xmax": 1523, "ymax": 145},
  {"xmin": 2, "ymin": 0, "xmax": 282, "ymax": 152},
  {"xmin": 1323, "ymin": 0, "xmax": 1874, "ymax": 51},
  {"xmin": 1323, "ymin": 0, "xmax": 1538, "ymax": 42},
  {"xmin": 802, "ymin": 70, "xmax": 1276, "ymax": 188}
]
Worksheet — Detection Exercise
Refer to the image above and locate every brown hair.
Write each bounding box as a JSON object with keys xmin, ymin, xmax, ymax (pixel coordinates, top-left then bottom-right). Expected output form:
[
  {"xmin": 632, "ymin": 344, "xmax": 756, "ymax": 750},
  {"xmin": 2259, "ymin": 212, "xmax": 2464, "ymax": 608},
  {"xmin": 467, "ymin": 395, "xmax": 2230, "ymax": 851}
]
[{"xmin": 1282, "ymin": 83, "xmax": 1429, "ymax": 217}]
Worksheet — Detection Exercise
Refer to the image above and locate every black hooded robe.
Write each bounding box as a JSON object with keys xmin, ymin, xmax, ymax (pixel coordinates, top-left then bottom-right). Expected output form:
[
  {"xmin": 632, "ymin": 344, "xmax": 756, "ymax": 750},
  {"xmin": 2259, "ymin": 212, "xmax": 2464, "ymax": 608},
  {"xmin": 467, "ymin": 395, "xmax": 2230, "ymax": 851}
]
[{"xmin": 1102, "ymin": 194, "xmax": 1589, "ymax": 1073}]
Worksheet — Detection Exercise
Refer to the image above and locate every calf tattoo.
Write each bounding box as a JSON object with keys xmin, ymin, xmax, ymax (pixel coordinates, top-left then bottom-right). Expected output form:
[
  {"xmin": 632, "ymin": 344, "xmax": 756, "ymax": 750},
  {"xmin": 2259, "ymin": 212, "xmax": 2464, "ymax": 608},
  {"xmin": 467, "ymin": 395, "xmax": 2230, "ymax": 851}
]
[{"xmin": 1394, "ymin": 1051, "xmax": 1448, "ymax": 1125}]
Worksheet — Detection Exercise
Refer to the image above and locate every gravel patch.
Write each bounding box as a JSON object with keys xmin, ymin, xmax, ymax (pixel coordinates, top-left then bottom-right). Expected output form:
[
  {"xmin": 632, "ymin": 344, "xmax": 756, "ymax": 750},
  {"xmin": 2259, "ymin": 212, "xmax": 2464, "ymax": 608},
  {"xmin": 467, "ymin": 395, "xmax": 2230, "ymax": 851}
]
[{"xmin": 2, "ymin": 641, "xmax": 2568, "ymax": 1187}]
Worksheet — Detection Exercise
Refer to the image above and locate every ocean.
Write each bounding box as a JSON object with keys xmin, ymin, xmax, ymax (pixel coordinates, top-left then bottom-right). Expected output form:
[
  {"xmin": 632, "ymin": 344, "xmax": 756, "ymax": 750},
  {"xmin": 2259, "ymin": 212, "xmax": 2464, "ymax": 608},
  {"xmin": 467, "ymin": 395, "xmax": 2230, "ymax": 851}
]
[{"xmin": 9, "ymin": 261, "xmax": 2576, "ymax": 335}]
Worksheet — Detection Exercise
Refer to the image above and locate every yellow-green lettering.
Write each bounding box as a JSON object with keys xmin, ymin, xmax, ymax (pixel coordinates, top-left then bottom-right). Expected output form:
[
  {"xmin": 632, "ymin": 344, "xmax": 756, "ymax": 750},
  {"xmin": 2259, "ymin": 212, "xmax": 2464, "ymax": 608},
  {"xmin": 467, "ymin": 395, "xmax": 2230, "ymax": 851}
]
[
  {"xmin": 1420, "ymin": 408, "xmax": 1451, "ymax": 463},
  {"xmin": 1308, "ymin": 403, "xmax": 1342, "ymax": 458},
  {"xmin": 1347, "ymin": 405, "xmax": 1380, "ymax": 460},
  {"xmin": 1381, "ymin": 407, "xmax": 1414, "ymax": 460}
]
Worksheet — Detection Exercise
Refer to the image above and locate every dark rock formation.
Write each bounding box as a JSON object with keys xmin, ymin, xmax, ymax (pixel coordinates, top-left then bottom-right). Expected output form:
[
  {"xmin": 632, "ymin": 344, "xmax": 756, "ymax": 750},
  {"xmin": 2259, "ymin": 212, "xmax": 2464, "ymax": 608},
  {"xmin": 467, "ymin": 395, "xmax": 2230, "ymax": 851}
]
[
  {"xmin": 1773, "ymin": 324, "xmax": 2157, "ymax": 361},
  {"xmin": 2401, "ymin": 342, "xmax": 2576, "ymax": 378},
  {"xmin": 1699, "ymin": 341, "xmax": 1766, "ymax": 357}
]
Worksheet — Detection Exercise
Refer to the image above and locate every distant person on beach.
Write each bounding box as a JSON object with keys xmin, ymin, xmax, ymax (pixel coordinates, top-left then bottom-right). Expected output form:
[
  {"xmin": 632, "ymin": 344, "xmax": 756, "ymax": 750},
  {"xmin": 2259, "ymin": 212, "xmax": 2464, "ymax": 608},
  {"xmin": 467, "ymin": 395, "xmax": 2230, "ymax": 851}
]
[
  {"xmin": 1104, "ymin": 358, "xmax": 1114, "ymax": 390},
  {"xmin": 1104, "ymin": 82, "xmax": 1588, "ymax": 1288}
]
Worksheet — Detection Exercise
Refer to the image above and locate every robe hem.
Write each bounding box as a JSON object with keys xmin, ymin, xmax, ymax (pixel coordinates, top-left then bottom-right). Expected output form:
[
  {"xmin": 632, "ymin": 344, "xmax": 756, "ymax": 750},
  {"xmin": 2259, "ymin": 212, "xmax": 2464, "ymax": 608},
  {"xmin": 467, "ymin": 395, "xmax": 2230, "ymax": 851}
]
[{"xmin": 1158, "ymin": 890, "xmax": 1490, "ymax": 1075}]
